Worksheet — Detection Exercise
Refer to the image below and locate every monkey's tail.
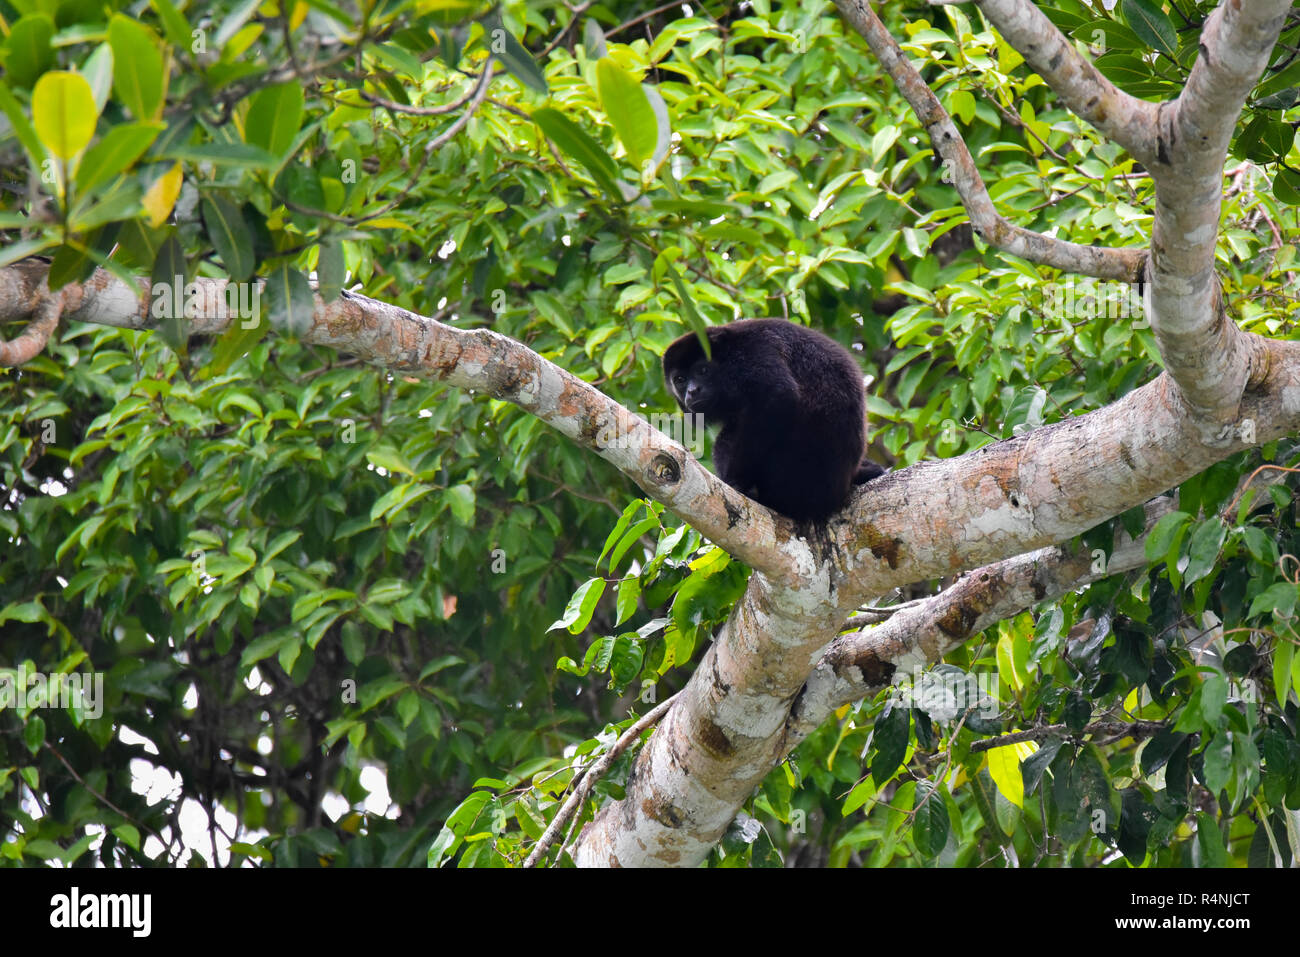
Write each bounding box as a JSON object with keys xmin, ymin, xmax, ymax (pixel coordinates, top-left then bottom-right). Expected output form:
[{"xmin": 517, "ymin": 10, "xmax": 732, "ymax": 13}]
[{"xmin": 853, "ymin": 460, "xmax": 886, "ymax": 484}]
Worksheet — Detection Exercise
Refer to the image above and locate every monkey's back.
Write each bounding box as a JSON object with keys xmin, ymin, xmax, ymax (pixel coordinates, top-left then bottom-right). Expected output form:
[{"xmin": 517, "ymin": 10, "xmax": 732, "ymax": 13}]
[{"xmin": 711, "ymin": 320, "xmax": 867, "ymax": 520}]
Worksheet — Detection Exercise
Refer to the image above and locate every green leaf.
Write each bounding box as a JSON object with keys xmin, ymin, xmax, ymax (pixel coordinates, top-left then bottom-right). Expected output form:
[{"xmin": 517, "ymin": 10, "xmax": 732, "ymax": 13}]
[
  {"xmin": 23, "ymin": 839, "xmax": 64, "ymax": 861},
  {"xmin": 1273, "ymin": 638, "xmax": 1295, "ymax": 708},
  {"xmin": 112, "ymin": 824, "xmax": 141, "ymax": 851},
  {"xmin": 245, "ymin": 83, "xmax": 305, "ymax": 158},
  {"xmin": 445, "ymin": 484, "xmax": 476, "ymax": 525},
  {"xmin": 80, "ymin": 43, "xmax": 115, "ymax": 114},
  {"xmin": 263, "ymin": 263, "xmax": 315, "ymax": 336},
  {"xmin": 214, "ymin": 0, "xmax": 262, "ymax": 49},
  {"xmin": 598, "ymin": 499, "xmax": 642, "ymax": 568},
  {"xmin": 317, "ymin": 238, "xmax": 344, "ymax": 302},
  {"xmin": 151, "ymin": 232, "xmax": 190, "ymax": 352},
  {"xmin": 418, "ymin": 655, "xmax": 465, "ymax": 681},
  {"xmin": 1020, "ymin": 738, "xmax": 1062, "ymax": 795},
  {"xmin": 151, "ymin": 0, "xmax": 193, "ymax": 52},
  {"xmin": 532, "ymin": 107, "xmax": 622, "ymax": 200},
  {"xmin": 615, "ymin": 574, "xmax": 640, "ymax": 626},
  {"xmin": 583, "ymin": 19, "xmax": 608, "ymax": 58},
  {"xmin": 486, "ymin": 18, "xmax": 548, "ymax": 93},
  {"xmin": 912, "ymin": 781, "xmax": 950, "ymax": 858},
  {"xmin": 1194, "ymin": 811, "xmax": 1228, "ymax": 866},
  {"xmin": 1121, "ymin": 0, "xmax": 1177, "ymax": 57},
  {"xmin": 870, "ymin": 702, "xmax": 909, "ymax": 786},
  {"xmin": 1200, "ymin": 673, "xmax": 1226, "ymax": 726},
  {"xmin": 608, "ymin": 517, "xmax": 659, "ymax": 572},
  {"xmin": 56, "ymin": 833, "xmax": 94, "ymax": 863},
  {"xmin": 24, "ymin": 715, "xmax": 47, "ymax": 753},
  {"xmin": 1248, "ymin": 581, "xmax": 1297, "ymax": 620},
  {"xmin": 1095, "ymin": 53, "xmax": 1167, "ymax": 96},
  {"xmin": 1140, "ymin": 731, "xmax": 1186, "ymax": 775},
  {"xmin": 47, "ymin": 240, "xmax": 98, "ymax": 291},
  {"xmin": 595, "ymin": 57, "xmax": 657, "ymax": 170},
  {"xmin": 367, "ymin": 41, "xmax": 422, "ymax": 80},
  {"xmin": 840, "ymin": 776, "xmax": 876, "ymax": 817},
  {"xmin": 1182, "ymin": 518, "xmax": 1226, "ymax": 586},
  {"xmin": 0, "ymin": 82, "xmax": 45, "ymax": 166},
  {"xmin": 986, "ymin": 741, "xmax": 1035, "ymax": 808},
  {"xmin": 664, "ymin": 260, "xmax": 706, "ymax": 339},
  {"xmin": 608, "ymin": 633, "xmax": 644, "ymax": 685},
  {"xmin": 209, "ymin": 304, "xmax": 270, "ymax": 373},
  {"xmin": 75, "ymin": 121, "xmax": 163, "ymax": 194},
  {"xmin": 1144, "ymin": 510, "xmax": 1190, "ymax": 564},
  {"xmin": 1274, "ymin": 168, "xmax": 1300, "ymax": 206},
  {"xmin": 202, "ymin": 195, "xmax": 255, "ymax": 281},
  {"xmin": 427, "ymin": 826, "xmax": 459, "ymax": 867},
  {"xmin": 156, "ymin": 142, "xmax": 278, "ymax": 169},
  {"xmin": 3, "ymin": 14, "xmax": 55, "ymax": 88},
  {"xmin": 1241, "ymin": 526, "xmax": 1275, "ymax": 564},
  {"xmin": 548, "ymin": 578, "xmax": 607, "ymax": 633},
  {"xmin": 108, "ymin": 15, "xmax": 165, "ymax": 119},
  {"xmin": 1200, "ymin": 733, "xmax": 1232, "ymax": 796}
]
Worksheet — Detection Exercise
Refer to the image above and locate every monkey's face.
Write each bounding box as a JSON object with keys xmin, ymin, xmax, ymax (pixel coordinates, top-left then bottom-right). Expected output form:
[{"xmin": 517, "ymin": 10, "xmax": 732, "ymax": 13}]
[{"xmin": 669, "ymin": 357, "xmax": 720, "ymax": 415}]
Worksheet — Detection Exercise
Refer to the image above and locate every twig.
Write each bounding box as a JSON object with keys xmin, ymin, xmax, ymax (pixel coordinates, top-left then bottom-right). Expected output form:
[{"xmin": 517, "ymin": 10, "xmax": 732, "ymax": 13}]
[
  {"xmin": 968, "ymin": 718, "xmax": 1167, "ymax": 752},
  {"xmin": 523, "ymin": 692, "xmax": 678, "ymax": 867}
]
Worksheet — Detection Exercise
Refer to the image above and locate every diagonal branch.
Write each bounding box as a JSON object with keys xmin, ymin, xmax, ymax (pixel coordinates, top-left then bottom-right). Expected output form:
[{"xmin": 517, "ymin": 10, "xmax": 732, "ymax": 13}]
[
  {"xmin": 788, "ymin": 496, "xmax": 1173, "ymax": 742},
  {"xmin": 834, "ymin": 0, "xmax": 1146, "ymax": 282},
  {"xmin": 964, "ymin": 0, "xmax": 1160, "ymax": 165},
  {"xmin": 0, "ymin": 260, "xmax": 800, "ymax": 582}
]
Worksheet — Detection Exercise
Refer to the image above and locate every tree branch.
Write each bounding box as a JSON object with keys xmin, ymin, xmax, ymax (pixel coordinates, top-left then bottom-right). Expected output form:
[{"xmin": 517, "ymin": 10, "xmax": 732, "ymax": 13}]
[
  {"xmin": 833, "ymin": 0, "xmax": 1147, "ymax": 282},
  {"xmin": 788, "ymin": 496, "xmax": 1173, "ymax": 741},
  {"xmin": 963, "ymin": 0, "xmax": 1161, "ymax": 165},
  {"xmin": 1144, "ymin": 1, "xmax": 1291, "ymax": 420}
]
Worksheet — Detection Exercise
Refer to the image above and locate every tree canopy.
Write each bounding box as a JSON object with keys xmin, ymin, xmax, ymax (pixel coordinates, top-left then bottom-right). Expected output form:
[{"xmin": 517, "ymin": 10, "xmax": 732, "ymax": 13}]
[{"xmin": 2, "ymin": 0, "xmax": 1300, "ymax": 870}]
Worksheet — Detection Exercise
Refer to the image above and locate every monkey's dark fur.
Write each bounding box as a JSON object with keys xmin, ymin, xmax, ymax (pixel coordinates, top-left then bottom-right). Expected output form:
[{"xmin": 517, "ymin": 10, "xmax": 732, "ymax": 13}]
[{"xmin": 663, "ymin": 319, "xmax": 884, "ymax": 522}]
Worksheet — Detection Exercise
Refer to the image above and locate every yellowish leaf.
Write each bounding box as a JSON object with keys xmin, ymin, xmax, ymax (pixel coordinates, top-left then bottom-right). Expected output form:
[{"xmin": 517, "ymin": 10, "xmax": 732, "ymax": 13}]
[
  {"xmin": 984, "ymin": 740, "xmax": 1038, "ymax": 808},
  {"xmin": 32, "ymin": 71, "xmax": 98, "ymax": 159},
  {"xmin": 143, "ymin": 162, "xmax": 183, "ymax": 227}
]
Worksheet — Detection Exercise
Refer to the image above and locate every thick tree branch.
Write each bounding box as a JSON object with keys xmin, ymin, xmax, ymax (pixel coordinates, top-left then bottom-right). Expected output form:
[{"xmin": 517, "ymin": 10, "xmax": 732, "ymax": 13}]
[
  {"xmin": 1145, "ymin": 1, "xmax": 1291, "ymax": 421},
  {"xmin": 788, "ymin": 455, "xmax": 1296, "ymax": 750},
  {"xmin": 788, "ymin": 496, "xmax": 1172, "ymax": 741}
]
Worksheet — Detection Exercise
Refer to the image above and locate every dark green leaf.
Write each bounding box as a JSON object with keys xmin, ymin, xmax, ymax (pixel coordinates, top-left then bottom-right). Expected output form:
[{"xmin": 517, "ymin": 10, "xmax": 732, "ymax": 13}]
[
  {"xmin": 1121, "ymin": 0, "xmax": 1177, "ymax": 57},
  {"xmin": 870, "ymin": 702, "xmax": 909, "ymax": 786},
  {"xmin": 532, "ymin": 107, "xmax": 623, "ymax": 200},
  {"xmin": 912, "ymin": 780, "xmax": 949, "ymax": 858},
  {"xmin": 245, "ymin": 83, "xmax": 305, "ymax": 158},
  {"xmin": 486, "ymin": 17, "xmax": 547, "ymax": 94},
  {"xmin": 202, "ymin": 195, "xmax": 255, "ymax": 282},
  {"xmin": 263, "ymin": 263, "xmax": 315, "ymax": 337}
]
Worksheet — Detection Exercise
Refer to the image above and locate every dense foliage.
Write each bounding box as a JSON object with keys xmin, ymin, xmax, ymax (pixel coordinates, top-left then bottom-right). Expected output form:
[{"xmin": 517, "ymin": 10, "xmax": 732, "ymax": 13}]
[{"xmin": 1, "ymin": 0, "xmax": 1299, "ymax": 867}]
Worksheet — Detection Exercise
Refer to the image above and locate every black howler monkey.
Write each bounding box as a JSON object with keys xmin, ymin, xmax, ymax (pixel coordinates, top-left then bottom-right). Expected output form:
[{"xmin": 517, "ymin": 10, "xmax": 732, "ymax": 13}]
[{"xmin": 662, "ymin": 318, "xmax": 884, "ymax": 521}]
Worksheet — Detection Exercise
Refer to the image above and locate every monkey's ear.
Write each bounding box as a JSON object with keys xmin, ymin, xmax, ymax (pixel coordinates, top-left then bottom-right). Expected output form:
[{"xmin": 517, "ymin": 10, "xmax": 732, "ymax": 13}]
[
  {"xmin": 681, "ymin": 324, "xmax": 714, "ymax": 361},
  {"xmin": 663, "ymin": 326, "xmax": 714, "ymax": 365}
]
